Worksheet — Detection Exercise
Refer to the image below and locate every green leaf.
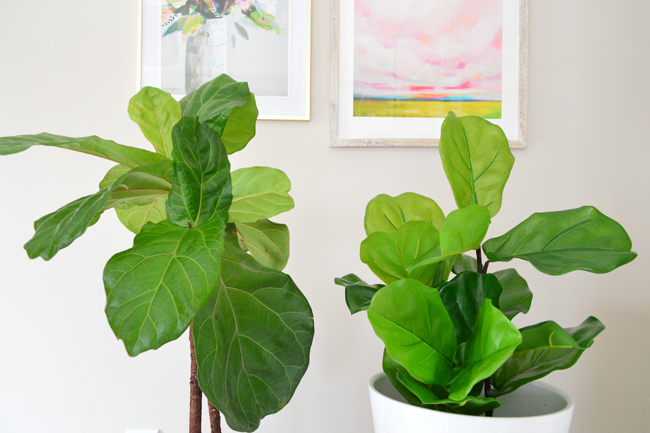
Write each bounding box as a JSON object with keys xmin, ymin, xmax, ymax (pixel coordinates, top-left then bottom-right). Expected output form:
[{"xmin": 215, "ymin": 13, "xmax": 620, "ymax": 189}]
[
  {"xmin": 192, "ymin": 243, "xmax": 314, "ymax": 432},
  {"xmin": 490, "ymin": 317, "xmax": 604, "ymax": 397},
  {"xmin": 452, "ymin": 254, "xmax": 478, "ymax": 274},
  {"xmin": 368, "ymin": 278, "xmax": 457, "ymax": 386},
  {"xmin": 334, "ymin": 273, "xmax": 384, "ymax": 314},
  {"xmin": 440, "ymin": 205, "xmax": 491, "ymax": 255},
  {"xmin": 221, "ymin": 93, "xmax": 258, "ymax": 155},
  {"xmin": 439, "ymin": 112, "xmax": 514, "ymax": 217},
  {"xmin": 382, "ymin": 349, "xmax": 423, "ymax": 406},
  {"xmin": 103, "ymin": 160, "xmax": 173, "ymax": 209},
  {"xmin": 360, "ymin": 221, "xmax": 443, "ymax": 286},
  {"xmin": 396, "ymin": 372, "xmax": 501, "ymax": 415},
  {"xmin": 406, "ymin": 205, "xmax": 491, "ymax": 271},
  {"xmin": 166, "ymin": 116, "xmax": 232, "ymax": 227},
  {"xmin": 128, "ymin": 86, "xmax": 181, "ymax": 158},
  {"xmin": 493, "ymin": 269, "xmax": 533, "ymax": 320},
  {"xmin": 99, "ymin": 164, "xmax": 132, "ymax": 191},
  {"xmin": 439, "ymin": 272, "xmax": 503, "ymax": 343},
  {"xmin": 24, "ymin": 174, "xmax": 128, "ymax": 261},
  {"xmin": 363, "ymin": 193, "xmax": 445, "ymax": 235},
  {"xmin": 228, "ymin": 167, "xmax": 294, "ymax": 223},
  {"xmin": 116, "ymin": 199, "xmax": 167, "ymax": 234},
  {"xmin": 483, "ymin": 206, "xmax": 637, "ymax": 275},
  {"xmin": 180, "ymin": 74, "xmax": 257, "ymax": 154},
  {"xmin": 0, "ymin": 133, "xmax": 165, "ymax": 168},
  {"xmin": 104, "ymin": 218, "xmax": 226, "ymax": 356},
  {"xmin": 448, "ymin": 299, "xmax": 521, "ymax": 401},
  {"xmin": 234, "ymin": 219, "xmax": 290, "ymax": 271}
]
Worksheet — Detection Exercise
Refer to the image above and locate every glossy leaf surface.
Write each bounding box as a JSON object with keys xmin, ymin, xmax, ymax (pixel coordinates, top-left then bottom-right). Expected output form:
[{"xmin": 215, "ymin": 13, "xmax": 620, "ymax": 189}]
[
  {"xmin": 228, "ymin": 167, "xmax": 294, "ymax": 223},
  {"xmin": 439, "ymin": 272, "xmax": 503, "ymax": 342},
  {"xmin": 235, "ymin": 219, "xmax": 290, "ymax": 271},
  {"xmin": 483, "ymin": 206, "xmax": 637, "ymax": 275},
  {"xmin": 490, "ymin": 317, "xmax": 604, "ymax": 397},
  {"xmin": 439, "ymin": 113, "xmax": 514, "ymax": 217},
  {"xmin": 128, "ymin": 86, "xmax": 181, "ymax": 158},
  {"xmin": 0, "ymin": 133, "xmax": 165, "ymax": 168},
  {"xmin": 180, "ymin": 74, "xmax": 257, "ymax": 154},
  {"xmin": 406, "ymin": 205, "xmax": 490, "ymax": 271},
  {"xmin": 334, "ymin": 273, "xmax": 384, "ymax": 314},
  {"xmin": 116, "ymin": 199, "xmax": 167, "ymax": 234},
  {"xmin": 382, "ymin": 349, "xmax": 422, "ymax": 406},
  {"xmin": 452, "ymin": 254, "xmax": 478, "ymax": 274},
  {"xmin": 368, "ymin": 279, "xmax": 456, "ymax": 385},
  {"xmin": 193, "ymin": 243, "xmax": 314, "ymax": 432},
  {"xmin": 103, "ymin": 160, "xmax": 172, "ymax": 209},
  {"xmin": 440, "ymin": 205, "xmax": 491, "ymax": 255},
  {"xmin": 397, "ymin": 373, "xmax": 501, "ymax": 415},
  {"xmin": 448, "ymin": 299, "xmax": 521, "ymax": 401},
  {"xmin": 364, "ymin": 193, "xmax": 445, "ymax": 235},
  {"xmin": 166, "ymin": 116, "xmax": 232, "ymax": 227},
  {"xmin": 361, "ymin": 221, "xmax": 442, "ymax": 285},
  {"xmin": 104, "ymin": 218, "xmax": 226, "ymax": 356},
  {"xmin": 493, "ymin": 269, "xmax": 533, "ymax": 320},
  {"xmin": 25, "ymin": 175, "xmax": 127, "ymax": 260}
]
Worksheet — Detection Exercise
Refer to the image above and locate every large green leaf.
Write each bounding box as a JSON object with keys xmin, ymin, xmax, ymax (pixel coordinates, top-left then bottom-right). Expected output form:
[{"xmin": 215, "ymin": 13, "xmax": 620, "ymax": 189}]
[
  {"xmin": 128, "ymin": 86, "xmax": 181, "ymax": 158},
  {"xmin": 0, "ymin": 133, "xmax": 165, "ymax": 168},
  {"xmin": 382, "ymin": 349, "xmax": 422, "ymax": 406},
  {"xmin": 493, "ymin": 269, "xmax": 533, "ymax": 320},
  {"xmin": 406, "ymin": 205, "xmax": 491, "ymax": 271},
  {"xmin": 221, "ymin": 93, "xmax": 258, "ymax": 154},
  {"xmin": 104, "ymin": 218, "xmax": 225, "ymax": 356},
  {"xmin": 439, "ymin": 272, "xmax": 503, "ymax": 343},
  {"xmin": 490, "ymin": 317, "xmax": 604, "ymax": 397},
  {"xmin": 192, "ymin": 243, "xmax": 314, "ymax": 432},
  {"xmin": 452, "ymin": 254, "xmax": 478, "ymax": 274},
  {"xmin": 368, "ymin": 278, "xmax": 457, "ymax": 386},
  {"xmin": 228, "ymin": 167, "xmax": 294, "ymax": 223},
  {"xmin": 180, "ymin": 74, "xmax": 257, "ymax": 154},
  {"xmin": 116, "ymin": 199, "xmax": 167, "ymax": 234},
  {"xmin": 363, "ymin": 193, "xmax": 445, "ymax": 235},
  {"xmin": 439, "ymin": 112, "xmax": 514, "ymax": 217},
  {"xmin": 448, "ymin": 299, "xmax": 521, "ymax": 401},
  {"xmin": 166, "ymin": 116, "xmax": 232, "ymax": 227},
  {"xmin": 334, "ymin": 273, "xmax": 384, "ymax": 314},
  {"xmin": 24, "ymin": 174, "xmax": 129, "ymax": 261},
  {"xmin": 360, "ymin": 221, "xmax": 442, "ymax": 285},
  {"xmin": 103, "ymin": 160, "xmax": 173, "ymax": 209},
  {"xmin": 99, "ymin": 164, "xmax": 132, "ymax": 191},
  {"xmin": 483, "ymin": 206, "xmax": 637, "ymax": 275},
  {"xmin": 234, "ymin": 219, "xmax": 290, "ymax": 271}
]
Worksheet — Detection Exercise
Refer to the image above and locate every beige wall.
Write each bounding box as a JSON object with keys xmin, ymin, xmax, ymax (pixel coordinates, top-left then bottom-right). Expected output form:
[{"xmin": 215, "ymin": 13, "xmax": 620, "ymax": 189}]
[{"xmin": 0, "ymin": 1, "xmax": 648, "ymax": 432}]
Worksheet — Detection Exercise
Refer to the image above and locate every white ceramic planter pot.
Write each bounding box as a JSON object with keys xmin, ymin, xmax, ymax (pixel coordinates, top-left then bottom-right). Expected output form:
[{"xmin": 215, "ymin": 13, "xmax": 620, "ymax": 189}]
[{"xmin": 369, "ymin": 373, "xmax": 574, "ymax": 433}]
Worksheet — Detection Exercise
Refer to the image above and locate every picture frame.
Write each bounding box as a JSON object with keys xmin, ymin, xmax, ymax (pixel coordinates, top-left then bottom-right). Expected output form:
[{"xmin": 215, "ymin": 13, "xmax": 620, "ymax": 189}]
[
  {"xmin": 138, "ymin": 0, "xmax": 312, "ymax": 121},
  {"xmin": 330, "ymin": 0, "xmax": 528, "ymax": 148}
]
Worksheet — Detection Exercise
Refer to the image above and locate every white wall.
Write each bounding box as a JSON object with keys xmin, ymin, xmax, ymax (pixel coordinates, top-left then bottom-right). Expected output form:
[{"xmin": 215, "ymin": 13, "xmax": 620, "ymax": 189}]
[{"xmin": 0, "ymin": 1, "xmax": 649, "ymax": 432}]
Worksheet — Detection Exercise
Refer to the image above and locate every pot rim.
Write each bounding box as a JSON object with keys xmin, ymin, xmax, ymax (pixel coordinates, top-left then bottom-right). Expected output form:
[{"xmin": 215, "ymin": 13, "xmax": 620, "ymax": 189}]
[{"xmin": 368, "ymin": 372, "xmax": 575, "ymax": 420}]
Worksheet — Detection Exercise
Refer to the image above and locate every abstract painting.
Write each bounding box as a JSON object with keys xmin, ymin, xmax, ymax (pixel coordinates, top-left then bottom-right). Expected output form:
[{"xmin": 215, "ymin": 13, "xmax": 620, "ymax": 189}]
[
  {"xmin": 331, "ymin": 0, "xmax": 527, "ymax": 147},
  {"xmin": 354, "ymin": 0, "xmax": 503, "ymax": 119}
]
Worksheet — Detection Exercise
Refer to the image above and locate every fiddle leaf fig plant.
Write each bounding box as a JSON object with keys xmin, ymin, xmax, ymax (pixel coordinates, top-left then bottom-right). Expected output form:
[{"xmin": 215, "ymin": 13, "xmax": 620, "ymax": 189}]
[
  {"xmin": 0, "ymin": 74, "xmax": 314, "ymax": 433},
  {"xmin": 336, "ymin": 111, "xmax": 636, "ymax": 416}
]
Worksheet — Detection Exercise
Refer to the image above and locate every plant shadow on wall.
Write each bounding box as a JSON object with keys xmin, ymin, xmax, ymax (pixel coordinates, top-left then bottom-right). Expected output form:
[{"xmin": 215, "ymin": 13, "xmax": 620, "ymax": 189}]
[
  {"xmin": 336, "ymin": 112, "xmax": 637, "ymax": 417},
  {"xmin": 0, "ymin": 75, "xmax": 314, "ymax": 433},
  {"xmin": 163, "ymin": 0, "xmax": 282, "ymax": 93}
]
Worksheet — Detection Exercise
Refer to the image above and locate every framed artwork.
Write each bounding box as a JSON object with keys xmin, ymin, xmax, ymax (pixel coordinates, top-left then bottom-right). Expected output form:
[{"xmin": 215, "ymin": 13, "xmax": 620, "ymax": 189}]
[
  {"xmin": 138, "ymin": 0, "xmax": 311, "ymax": 120},
  {"xmin": 330, "ymin": 0, "xmax": 528, "ymax": 148}
]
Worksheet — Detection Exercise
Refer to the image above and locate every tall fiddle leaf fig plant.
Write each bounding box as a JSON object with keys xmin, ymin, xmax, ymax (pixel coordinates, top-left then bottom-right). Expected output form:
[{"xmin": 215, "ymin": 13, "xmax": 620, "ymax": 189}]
[
  {"xmin": 0, "ymin": 74, "xmax": 314, "ymax": 433},
  {"xmin": 336, "ymin": 112, "xmax": 636, "ymax": 416}
]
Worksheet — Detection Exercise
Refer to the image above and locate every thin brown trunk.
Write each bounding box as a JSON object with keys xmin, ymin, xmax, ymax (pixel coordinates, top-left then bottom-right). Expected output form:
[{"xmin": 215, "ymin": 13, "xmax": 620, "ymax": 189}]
[
  {"xmin": 189, "ymin": 324, "xmax": 202, "ymax": 433},
  {"xmin": 208, "ymin": 401, "xmax": 222, "ymax": 433}
]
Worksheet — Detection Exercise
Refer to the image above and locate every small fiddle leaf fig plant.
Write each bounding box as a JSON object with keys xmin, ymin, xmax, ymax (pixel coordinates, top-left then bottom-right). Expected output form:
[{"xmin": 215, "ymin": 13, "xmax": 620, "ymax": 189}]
[
  {"xmin": 336, "ymin": 112, "xmax": 636, "ymax": 416},
  {"xmin": 0, "ymin": 74, "xmax": 314, "ymax": 433}
]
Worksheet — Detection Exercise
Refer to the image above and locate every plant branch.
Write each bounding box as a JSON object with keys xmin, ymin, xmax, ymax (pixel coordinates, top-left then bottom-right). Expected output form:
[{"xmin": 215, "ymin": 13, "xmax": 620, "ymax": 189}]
[
  {"xmin": 476, "ymin": 248, "xmax": 484, "ymax": 274},
  {"xmin": 209, "ymin": 401, "xmax": 222, "ymax": 433},
  {"xmin": 189, "ymin": 324, "xmax": 202, "ymax": 433}
]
